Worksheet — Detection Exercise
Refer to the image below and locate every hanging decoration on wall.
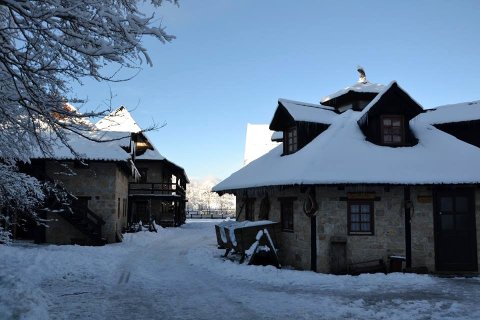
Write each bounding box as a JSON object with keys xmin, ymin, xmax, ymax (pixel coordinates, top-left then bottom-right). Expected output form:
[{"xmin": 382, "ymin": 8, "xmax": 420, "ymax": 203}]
[{"xmin": 303, "ymin": 187, "xmax": 318, "ymax": 217}]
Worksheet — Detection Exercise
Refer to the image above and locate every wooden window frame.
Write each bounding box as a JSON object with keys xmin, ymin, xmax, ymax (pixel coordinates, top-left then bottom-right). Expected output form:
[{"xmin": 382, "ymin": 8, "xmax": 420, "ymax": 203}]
[
  {"xmin": 380, "ymin": 115, "xmax": 404, "ymax": 145},
  {"xmin": 280, "ymin": 197, "xmax": 296, "ymax": 232},
  {"xmin": 347, "ymin": 201, "xmax": 374, "ymax": 235},
  {"xmin": 284, "ymin": 126, "xmax": 298, "ymax": 154}
]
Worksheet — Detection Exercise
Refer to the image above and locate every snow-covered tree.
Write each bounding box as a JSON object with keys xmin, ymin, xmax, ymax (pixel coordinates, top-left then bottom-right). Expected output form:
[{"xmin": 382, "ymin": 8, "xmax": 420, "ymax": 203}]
[
  {"xmin": 186, "ymin": 178, "xmax": 235, "ymax": 213},
  {"xmin": 0, "ymin": 164, "xmax": 44, "ymax": 243},
  {"xmin": 0, "ymin": 0, "xmax": 177, "ymax": 240}
]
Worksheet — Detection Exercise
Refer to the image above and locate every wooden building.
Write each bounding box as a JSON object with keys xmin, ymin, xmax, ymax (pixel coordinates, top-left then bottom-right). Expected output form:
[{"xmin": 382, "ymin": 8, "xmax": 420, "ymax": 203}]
[
  {"xmin": 214, "ymin": 71, "xmax": 480, "ymax": 274},
  {"xmin": 97, "ymin": 106, "xmax": 189, "ymax": 228}
]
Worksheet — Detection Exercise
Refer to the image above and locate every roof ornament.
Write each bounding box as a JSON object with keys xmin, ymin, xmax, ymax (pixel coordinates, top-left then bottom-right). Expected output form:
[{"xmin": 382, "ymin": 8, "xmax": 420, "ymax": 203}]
[{"xmin": 357, "ymin": 66, "xmax": 367, "ymax": 84}]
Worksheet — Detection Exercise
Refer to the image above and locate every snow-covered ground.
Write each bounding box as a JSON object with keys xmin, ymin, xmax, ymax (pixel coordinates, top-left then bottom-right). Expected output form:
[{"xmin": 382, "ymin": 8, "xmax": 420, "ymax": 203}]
[{"xmin": 1, "ymin": 220, "xmax": 479, "ymax": 320}]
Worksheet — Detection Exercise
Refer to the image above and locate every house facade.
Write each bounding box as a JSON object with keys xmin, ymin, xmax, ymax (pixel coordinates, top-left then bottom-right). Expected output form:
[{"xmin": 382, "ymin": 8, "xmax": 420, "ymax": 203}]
[
  {"xmin": 214, "ymin": 71, "xmax": 480, "ymax": 274},
  {"xmin": 10, "ymin": 106, "xmax": 187, "ymax": 245},
  {"xmin": 16, "ymin": 129, "xmax": 136, "ymax": 245}
]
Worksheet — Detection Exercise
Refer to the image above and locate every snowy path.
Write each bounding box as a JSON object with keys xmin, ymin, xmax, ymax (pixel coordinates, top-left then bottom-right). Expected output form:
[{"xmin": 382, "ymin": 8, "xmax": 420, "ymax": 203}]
[{"xmin": 1, "ymin": 220, "xmax": 480, "ymax": 320}]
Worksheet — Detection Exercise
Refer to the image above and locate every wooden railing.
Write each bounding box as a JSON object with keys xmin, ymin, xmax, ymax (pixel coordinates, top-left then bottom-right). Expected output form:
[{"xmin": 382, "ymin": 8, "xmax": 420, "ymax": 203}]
[{"xmin": 128, "ymin": 182, "xmax": 186, "ymax": 197}]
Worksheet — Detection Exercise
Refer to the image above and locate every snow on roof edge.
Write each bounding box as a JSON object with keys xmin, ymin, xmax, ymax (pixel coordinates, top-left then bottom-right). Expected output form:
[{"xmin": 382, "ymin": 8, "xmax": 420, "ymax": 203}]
[
  {"xmin": 420, "ymin": 100, "xmax": 480, "ymax": 124},
  {"xmin": 320, "ymin": 81, "xmax": 386, "ymax": 103},
  {"xmin": 278, "ymin": 98, "xmax": 335, "ymax": 111}
]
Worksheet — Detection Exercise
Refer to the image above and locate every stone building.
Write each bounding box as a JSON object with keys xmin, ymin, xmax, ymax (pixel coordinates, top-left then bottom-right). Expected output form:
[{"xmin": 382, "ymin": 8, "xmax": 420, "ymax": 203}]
[
  {"xmin": 12, "ymin": 106, "xmax": 187, "ymax": 245},
  {"xmin": 23, "ymin": 130, "xmax": 136, "ymax": 245},
  {"xmin": 214, "ymin": 70, "xmax": 480, "ymax": 274}
]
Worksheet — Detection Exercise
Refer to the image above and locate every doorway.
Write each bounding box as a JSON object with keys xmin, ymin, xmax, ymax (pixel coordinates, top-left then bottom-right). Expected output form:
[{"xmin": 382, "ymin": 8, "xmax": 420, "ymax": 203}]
[{"xmin": 434, "ymin": 188, "xmax": 477, "ymax": 271}]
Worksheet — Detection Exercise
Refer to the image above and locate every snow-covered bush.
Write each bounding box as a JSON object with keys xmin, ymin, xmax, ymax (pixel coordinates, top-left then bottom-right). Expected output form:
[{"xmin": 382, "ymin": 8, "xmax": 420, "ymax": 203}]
[
  {"xmin": 0, "ymin": 1, "xmax": 177, "ymax": 241},
  {"xmin": 0, "ymin": 164, "xmax": 45, "ymax": 242}
]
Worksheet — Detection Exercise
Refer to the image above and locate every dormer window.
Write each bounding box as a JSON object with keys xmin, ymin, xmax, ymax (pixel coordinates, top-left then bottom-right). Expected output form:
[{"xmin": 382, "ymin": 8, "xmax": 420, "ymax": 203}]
[
  {"xmin": 381, "ymin": 115, "xmax": 404, "ymax": 145},
  {"xmin": 285, "ymin": 126, "xmax": 298, "ymax": 154}
]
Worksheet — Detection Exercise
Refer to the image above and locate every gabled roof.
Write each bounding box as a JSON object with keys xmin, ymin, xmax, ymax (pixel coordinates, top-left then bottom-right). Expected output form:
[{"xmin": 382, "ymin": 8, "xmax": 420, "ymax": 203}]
[
  {"xmin": 419, "ymin": 100, "xmax": 480, "ymax": 124},
  {"xmin": 96, "ymin": 106, "xmax": 166, "ymax": 161},
  {"xmin": 96, "ymin": 106, "xmax": 189, "ymax": 182},
  {"xmin": 321, "ymin": 81, "xmax": 385, "ymax": 104},
  {"xmin": 270, "ymin": 99, "xmax": 337, "ymax": 130},
  {"xmin": 135, "ymin": 147, "xmax": 165, "ymax": 161},
  {"xmin": 96, "ymin": 106, "xmax": 142, "ymax": 133},
  {"xmin": 357, "ymin": 81, "xmax": 424, "ymax": 126},
  {"xmin": 213, "ymin": 108, "xmax": 480, "ymax": 192}
]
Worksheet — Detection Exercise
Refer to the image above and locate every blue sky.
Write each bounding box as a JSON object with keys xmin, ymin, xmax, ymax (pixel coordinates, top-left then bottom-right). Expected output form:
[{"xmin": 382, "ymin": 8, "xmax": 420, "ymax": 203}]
[{"xmin": 72, "ymin": 0, "xmax": 480, "ymax": 180}]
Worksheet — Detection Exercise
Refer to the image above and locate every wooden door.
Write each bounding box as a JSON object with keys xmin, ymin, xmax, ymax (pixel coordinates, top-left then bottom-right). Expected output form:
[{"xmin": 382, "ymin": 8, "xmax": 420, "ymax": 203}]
[
  {"xmin": 434, "ymin": 189, "xmax": 477, "ymax": 271},
  {"xmin": 134, "ymin": 201, "xmax": 149, "ymax": 223}
]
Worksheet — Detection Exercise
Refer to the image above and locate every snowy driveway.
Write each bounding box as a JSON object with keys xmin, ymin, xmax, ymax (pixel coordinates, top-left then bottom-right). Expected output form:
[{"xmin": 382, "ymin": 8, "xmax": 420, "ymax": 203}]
[{"xmin": 1, "ymin": 220, "xmax": 479, "ymax": 320}]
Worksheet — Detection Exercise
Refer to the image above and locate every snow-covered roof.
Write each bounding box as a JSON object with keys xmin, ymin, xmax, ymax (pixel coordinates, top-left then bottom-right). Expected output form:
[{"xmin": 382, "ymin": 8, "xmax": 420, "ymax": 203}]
[
  {"xmin": 278, "ymin": 99, "xmax": 337, "ymax": 124},
  {"xmin": 96, "ymin": 106, "xmax": 188, "ymax": 181},
  {"xmin": 132, "ymin": 131, "xmax": 166, "ymax": 161},
  {"xmin": 244, "ymin": 124, "xmax": 280, "ymax": 165},
  {"xmin": 214, "ymin": 108, "xmax": 480, "ymax": 192},
  {"xmin": 271, "ymin": 131, "xmax": 283, "ymax": 142},
  {"xmin": 96, "ymin": 106, "xmax": 142, "ymax": 133},
  {"xmin": 358, "ymin": 81, "xmax": 396, "ymax": 118},
  {"xmin": 136, "ymin": 148, "xmax": 165, "ymax": 161},
  {"xmin": 321, "ymin": 81, "xmax": 385, "ymax": 103},
  {"xmin": 420, "ymin": 100, "xmax": 480, "ymax": 124},
  {"xmin": 357, "ymin": 81, "xmax": 424, "ymax": 127},
  {"xmin": 31, "ymin": 130, "xmax": 132, "ymax": 162}
]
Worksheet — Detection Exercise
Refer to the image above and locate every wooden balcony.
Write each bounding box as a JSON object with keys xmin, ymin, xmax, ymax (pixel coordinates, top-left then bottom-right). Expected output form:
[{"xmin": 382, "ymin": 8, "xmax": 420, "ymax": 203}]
[{"xmin": 128, "ymin": 182, "xmax": 186, "ymax": 198}]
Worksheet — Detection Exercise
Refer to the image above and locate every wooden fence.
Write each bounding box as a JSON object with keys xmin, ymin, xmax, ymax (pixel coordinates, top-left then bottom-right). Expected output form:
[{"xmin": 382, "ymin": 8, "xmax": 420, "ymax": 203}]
[{"xmin": 187, "ymin": 209, "xmax": 235, "ymax": 220}]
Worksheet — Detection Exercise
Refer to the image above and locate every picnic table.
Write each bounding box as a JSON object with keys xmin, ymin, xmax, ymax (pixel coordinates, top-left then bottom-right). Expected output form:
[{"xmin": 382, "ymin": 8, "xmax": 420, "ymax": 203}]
[{"xmin": 215, "ymin": 220, "xmax": 280, "ymax": 267}]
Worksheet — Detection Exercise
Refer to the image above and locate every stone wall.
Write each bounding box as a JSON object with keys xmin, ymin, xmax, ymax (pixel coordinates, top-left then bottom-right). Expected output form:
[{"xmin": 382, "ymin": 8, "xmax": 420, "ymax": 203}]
[
  {"xmin": 315, "ymin": 185, "xmax": 406, "ymax": 273},
  {"xmin": 236, "ymin": 186, "xmax": 311, "ymax": 270},
  {"xmin": 115, "ymin": 166, "xmax": 129, "ymax": 233},
  {"xmin": 410, "ymin": 186, "xmax": 435, "ymax": 271},
  {"xmin": 235, "ymin": 185, "xmax": 480, "ymax": 273},
  {"xmin": 45, "ymin": 161, "xmax": 130, "ymax": 243},
  {"xmin": 45, "ymin": 211, "xmax": 88, "ymax": 245}
]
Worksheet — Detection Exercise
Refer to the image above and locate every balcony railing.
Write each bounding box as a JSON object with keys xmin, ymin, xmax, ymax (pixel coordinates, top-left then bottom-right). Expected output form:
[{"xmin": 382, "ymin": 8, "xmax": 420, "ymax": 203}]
[{"xmin": 128, "ymin": 182, "xmax": 186, "ymax": 197}]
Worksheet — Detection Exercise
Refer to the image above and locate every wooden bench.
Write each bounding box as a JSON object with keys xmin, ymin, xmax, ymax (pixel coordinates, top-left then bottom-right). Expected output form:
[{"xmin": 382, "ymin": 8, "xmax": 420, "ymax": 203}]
[{"xmin": 348, "ymin": 259, "xmax": 387, "ymax": 275}]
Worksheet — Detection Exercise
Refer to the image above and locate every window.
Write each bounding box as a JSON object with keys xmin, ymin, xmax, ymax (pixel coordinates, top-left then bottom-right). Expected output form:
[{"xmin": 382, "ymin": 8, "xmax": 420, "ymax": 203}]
[
  {"xmin": 138, "ymin": 168, "xmax": 148, "ymax": 183},
  {"xmin": 381, "ymin": 115, "xmax": 404, "ymax": 145},
  {"xmin": 245, "ymin": 198, "xmax": 255, "ymax": 221},
  {"xmin": 118, "ymin": 198, "xmax": 121, "ymax": 218},
  {"xmin": 285, "ymin": 126, "xmax": 298, "ymax": 154},
  {"xmin": 280, "ymin": 198, "xmax": 295, "ymax": 232},
  {"xmin": 76, "ymin": 196, "xmax": 91, "ymax": 208},
  {"xmin": 348, "ymin": 201, "xmax": 374, "ymax": 235},
  {"xmin": 123, "ymin": 198, "xmax": 127, "ymax": 217}
]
